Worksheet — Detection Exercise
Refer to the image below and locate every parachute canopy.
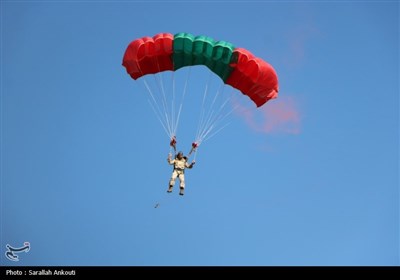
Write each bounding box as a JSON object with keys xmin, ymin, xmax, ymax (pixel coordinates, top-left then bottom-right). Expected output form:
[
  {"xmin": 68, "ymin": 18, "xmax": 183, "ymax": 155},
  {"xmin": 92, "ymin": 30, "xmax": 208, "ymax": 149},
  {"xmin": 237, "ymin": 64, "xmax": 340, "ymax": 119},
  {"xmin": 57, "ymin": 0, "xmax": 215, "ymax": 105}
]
[{"xmin": 122, "ymin": 32, "xmax": 278, "ymax": 107}]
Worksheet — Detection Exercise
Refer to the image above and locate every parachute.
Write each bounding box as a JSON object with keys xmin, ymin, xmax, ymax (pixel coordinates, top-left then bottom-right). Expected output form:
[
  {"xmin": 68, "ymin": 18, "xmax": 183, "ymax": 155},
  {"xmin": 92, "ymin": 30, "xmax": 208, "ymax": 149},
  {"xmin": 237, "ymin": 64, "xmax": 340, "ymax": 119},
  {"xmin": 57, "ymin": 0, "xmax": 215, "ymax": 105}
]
[
  {"xmin": 122, "ymin": 32, "xmax": 278, "ymax": 107},
  {"xmin": 122, "ymin": 32, "xmax": 279, "ymax": 155}
]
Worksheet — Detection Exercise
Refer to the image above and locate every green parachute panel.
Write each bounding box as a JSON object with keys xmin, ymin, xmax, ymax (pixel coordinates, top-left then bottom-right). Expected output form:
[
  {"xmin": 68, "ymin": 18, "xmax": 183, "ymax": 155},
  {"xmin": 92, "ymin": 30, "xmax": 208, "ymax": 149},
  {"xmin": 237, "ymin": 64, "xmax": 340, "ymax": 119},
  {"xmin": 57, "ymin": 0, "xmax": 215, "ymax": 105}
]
[{"xmin": 173, "ymin": 32, "xmax": 235, "ymax": 81}]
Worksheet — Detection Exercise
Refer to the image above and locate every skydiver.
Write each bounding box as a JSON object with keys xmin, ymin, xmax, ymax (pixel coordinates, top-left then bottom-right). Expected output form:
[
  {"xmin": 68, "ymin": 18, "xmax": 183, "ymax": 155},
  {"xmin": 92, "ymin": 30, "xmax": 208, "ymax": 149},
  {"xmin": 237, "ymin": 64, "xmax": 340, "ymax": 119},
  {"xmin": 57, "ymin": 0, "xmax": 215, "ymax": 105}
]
[{"xmin": 167, "ymin": 151, "xmax": 195, "ymax": 196}]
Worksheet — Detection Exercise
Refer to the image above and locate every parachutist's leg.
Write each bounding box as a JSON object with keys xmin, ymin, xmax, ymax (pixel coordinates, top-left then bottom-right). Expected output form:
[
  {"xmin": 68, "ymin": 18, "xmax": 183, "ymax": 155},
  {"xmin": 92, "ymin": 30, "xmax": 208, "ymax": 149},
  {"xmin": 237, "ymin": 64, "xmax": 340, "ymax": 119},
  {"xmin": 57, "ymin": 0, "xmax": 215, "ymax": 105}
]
[
  {"xmin": 179, "ymin": 173, "xmax": 185, "ymax": 196},
  {"xmin": 168, "ymin": 171, "xmax": 178, "ymax": 193}
]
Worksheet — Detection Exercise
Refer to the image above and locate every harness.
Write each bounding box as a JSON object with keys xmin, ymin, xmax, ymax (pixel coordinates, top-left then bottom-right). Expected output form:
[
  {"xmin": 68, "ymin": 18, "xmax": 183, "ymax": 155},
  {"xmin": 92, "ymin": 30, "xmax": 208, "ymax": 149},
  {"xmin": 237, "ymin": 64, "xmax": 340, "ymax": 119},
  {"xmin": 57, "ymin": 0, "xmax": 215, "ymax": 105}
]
[
  {"xmin": 174, "ymin": 167, "xmax": 185, "ymax": 174},
  {"xmin": 172, "ymin": 158, "xmax": 186, "ymax": 174}
]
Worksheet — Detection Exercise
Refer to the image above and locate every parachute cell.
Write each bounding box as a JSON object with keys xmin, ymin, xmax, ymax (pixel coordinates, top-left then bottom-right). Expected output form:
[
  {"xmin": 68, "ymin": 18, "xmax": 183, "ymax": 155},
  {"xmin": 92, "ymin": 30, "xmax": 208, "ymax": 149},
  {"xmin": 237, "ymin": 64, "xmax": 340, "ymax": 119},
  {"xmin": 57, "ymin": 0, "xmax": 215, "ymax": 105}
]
[
  {"xmin": 122, "ymin": 33, "xmax": 174, "ymax": 80},
  {"xmin": 226, "ymin": 48, "xmax": 279, "ymax": 107},
  {"xmin": 173, "ymin": 32, "xmax": 235, "ymax": 81}
]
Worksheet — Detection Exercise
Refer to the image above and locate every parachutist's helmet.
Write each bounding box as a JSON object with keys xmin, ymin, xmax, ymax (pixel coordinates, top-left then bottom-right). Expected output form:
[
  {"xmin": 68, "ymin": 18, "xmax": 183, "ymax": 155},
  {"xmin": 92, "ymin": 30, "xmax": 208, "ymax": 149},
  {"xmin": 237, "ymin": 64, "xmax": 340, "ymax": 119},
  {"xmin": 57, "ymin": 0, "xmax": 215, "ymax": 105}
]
[{"xmin": 177, "ymin": 151, "xmax": 183, "ymax": 158}]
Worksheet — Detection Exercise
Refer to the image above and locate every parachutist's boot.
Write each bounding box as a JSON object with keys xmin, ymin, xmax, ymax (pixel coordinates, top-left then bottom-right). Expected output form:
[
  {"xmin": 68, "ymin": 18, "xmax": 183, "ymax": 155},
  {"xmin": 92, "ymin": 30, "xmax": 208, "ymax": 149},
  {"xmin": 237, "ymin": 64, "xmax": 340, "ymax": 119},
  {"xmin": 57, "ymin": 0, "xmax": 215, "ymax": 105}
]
[
  {"xmin": 179, "ymin": 188, "xmax": 184, "ymax": 196},
  {"xmin": 167, "ymin": 185, "xmax": 173, "ymax": 193}
]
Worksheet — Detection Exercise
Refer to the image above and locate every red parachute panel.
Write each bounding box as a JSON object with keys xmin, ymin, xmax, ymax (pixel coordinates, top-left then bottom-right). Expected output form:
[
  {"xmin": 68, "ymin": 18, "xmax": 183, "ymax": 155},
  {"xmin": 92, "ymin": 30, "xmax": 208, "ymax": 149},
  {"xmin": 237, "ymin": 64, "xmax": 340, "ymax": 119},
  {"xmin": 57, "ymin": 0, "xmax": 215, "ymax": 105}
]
[
  {"xmin": 226, "ymin": 48, "xmax": 278, "ymax": 107},
  {"xmin": 122, "ymin": 33, "xmax": 174, "ymax": 80}
]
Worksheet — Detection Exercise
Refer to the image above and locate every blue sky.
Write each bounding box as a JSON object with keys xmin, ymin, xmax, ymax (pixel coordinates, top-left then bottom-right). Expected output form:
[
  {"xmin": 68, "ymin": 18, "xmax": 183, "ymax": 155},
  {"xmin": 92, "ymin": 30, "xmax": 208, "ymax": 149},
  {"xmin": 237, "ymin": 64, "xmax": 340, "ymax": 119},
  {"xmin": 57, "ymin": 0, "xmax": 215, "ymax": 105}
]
[{"xmin": 1, "ymin": 1, "xmax": 398, "ymax": 266}]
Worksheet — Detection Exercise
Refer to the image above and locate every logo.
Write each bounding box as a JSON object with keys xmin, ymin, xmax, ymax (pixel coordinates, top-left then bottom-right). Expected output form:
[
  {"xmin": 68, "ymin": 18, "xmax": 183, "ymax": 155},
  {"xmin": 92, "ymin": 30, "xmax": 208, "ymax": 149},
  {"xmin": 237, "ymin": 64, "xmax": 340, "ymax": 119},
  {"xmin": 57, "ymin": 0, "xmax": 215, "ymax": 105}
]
[{"xmin": 5, "ymin": 242, "xmax": 30, "ymax": 262}]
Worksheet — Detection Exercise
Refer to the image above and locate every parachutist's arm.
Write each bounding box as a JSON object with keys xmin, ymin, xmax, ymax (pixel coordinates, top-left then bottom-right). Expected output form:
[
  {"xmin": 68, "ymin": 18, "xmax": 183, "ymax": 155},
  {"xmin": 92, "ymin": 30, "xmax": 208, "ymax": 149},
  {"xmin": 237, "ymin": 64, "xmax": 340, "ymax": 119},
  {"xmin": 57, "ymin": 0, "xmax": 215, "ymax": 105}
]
[
  {"xmin": 167, "ymin": 154, "xmax": 175, "ymax": 165},
  {"xmin": 187, "ymin": 161, "xmax": 196, "ymax": 169}
]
